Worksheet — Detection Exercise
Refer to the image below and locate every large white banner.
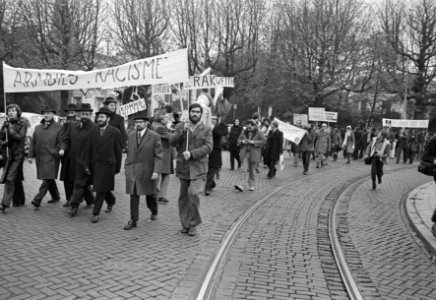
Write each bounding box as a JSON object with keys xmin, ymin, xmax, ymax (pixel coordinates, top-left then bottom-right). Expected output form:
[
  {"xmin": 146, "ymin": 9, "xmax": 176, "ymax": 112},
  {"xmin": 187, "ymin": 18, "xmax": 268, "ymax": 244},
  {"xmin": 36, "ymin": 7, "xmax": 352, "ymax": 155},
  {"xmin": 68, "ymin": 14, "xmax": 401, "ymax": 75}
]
[
  {"xmin": 184, "ymin": 75, "xmax": 234, "ymax": 89},
  {"xmin": 273, "ymin": 117, "xmax": 306, "ymax": 145},
  {"xmin": 3, "ymin": 49, "xmax": 189, "ymax": 93},
  {"xmin": 308, "ymin": 107, "xmax": 326, "ymax": 121},
  {"xmin": 382, "ymin": 118, "xmax": 429, "ymax": 128}
]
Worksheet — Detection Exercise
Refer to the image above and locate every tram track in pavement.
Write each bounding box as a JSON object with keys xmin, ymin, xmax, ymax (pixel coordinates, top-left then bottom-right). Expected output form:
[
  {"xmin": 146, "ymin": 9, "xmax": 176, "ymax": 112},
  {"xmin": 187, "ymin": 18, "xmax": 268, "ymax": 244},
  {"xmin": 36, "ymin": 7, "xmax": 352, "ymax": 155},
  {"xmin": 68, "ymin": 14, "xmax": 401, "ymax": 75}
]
[{"xmin": 194, "ymin": 164, "xmax": 417, "ymax": 300}]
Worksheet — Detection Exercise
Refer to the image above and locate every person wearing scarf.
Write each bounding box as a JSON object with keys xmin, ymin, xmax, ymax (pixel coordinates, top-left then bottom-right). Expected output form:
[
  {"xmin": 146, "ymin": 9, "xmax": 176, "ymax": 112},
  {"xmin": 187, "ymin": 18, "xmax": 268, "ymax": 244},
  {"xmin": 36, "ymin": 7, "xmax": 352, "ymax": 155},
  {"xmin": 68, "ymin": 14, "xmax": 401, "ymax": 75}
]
[
  {"xmin": 365, "ymin": 130, "xmax": 391, "ymax": 190},
  {"xmin": 342, "ymin": 125, "xmax": 355, "ymax": 164}
]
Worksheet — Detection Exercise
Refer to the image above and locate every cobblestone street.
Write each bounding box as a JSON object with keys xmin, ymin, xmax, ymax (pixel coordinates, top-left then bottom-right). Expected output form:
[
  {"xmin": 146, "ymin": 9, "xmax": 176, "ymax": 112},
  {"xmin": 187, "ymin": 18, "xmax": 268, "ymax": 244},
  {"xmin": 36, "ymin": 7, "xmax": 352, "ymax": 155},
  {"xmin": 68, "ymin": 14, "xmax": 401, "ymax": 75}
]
[{"xmin": 0, "ymin": 152, "xmax": 435, "ymax": 300}]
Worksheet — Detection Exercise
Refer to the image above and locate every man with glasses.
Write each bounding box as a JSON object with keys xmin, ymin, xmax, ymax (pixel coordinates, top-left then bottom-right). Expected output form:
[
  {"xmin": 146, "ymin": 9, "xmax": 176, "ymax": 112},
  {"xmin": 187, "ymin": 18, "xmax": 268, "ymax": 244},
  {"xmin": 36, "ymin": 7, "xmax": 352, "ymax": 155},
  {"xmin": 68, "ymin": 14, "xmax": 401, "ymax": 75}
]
[{"xmin": 170, "ymin": 103, "xmax": 212, "ymax": 236}]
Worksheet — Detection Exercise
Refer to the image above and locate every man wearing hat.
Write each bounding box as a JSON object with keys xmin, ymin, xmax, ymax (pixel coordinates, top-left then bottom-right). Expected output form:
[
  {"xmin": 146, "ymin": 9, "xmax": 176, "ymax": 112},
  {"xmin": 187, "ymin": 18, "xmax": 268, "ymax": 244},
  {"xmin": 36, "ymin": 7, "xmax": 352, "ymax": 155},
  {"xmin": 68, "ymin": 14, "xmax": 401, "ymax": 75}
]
[
  {"xmin": 68, "ymin": 103, "xmax": 99, "ymax": 217},
  {"xmin": 90, "ymin": 107, "xmax": 123, "ymax": 223},
  {"xmin": 29, "ymin": 106, "xmax": 66, "ymax": 208},
  {"xmin": 59, "ymin": 103, "xmax": 79, "ymax": 206},
  {"xmin": 123, "ymin": 112, "xmax": 163, "ymax": 230},
  {"xmin": 103, "ymin": 96, "xmax": 127, "ymax": 149}
]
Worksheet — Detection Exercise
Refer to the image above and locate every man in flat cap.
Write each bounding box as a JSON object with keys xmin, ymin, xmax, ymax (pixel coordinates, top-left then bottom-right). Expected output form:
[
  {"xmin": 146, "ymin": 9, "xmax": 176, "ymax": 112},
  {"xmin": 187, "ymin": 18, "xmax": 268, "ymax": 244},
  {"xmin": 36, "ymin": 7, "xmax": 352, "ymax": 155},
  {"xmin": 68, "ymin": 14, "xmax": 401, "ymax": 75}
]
[
  {"xmin": 29, "ymin": 106, "xmax": 66, "ymax": 209},
  {"xmin": 60, "ymin": 103, "xmax": 79, "ymax": 207},
  {"xmin": 68, "ymin": 103, "xmax": 99, "ymax": 217},
  {"xmin": 90, "ymin": 107, "xmax": 123, "ymax": 223},
  {"xmin": 123, "ymin": 112, "xmax": 162, "ymax": 230}
]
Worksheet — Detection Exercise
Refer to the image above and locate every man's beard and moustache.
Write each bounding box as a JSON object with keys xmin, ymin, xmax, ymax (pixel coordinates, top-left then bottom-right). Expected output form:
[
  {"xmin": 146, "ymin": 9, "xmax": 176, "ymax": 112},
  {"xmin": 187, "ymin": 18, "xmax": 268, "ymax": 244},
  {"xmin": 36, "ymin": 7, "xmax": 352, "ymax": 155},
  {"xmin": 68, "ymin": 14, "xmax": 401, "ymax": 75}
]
[
  {"xmin": 81, "ymin": 118, "xmax": 90, "ymax": 126},
  {"xmin": 189, "ymin": 114, "xmax": 201, "ymax": 124},
  {"xmin": 98, "ymin": 120, "xmax": 108, "ymax": 128}
]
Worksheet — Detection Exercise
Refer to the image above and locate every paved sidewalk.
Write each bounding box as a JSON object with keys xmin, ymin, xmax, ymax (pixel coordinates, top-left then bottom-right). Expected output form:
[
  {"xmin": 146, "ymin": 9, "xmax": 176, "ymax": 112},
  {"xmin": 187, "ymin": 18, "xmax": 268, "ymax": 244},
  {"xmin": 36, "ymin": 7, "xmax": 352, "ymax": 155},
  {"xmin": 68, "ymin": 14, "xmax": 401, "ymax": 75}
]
[{"xmin": 406, "ymin": 179, "xmax": 436, "ymax": 256}]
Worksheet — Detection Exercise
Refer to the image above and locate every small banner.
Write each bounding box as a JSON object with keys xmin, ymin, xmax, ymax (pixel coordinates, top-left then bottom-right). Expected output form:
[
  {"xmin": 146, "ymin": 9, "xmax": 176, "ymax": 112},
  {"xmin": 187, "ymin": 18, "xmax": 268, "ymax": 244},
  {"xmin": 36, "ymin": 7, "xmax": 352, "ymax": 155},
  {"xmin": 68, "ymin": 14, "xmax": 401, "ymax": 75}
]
[
  {"xmin": 273, "ymin": 117, "xmax": 306, "ymax": 145},
  {"xmin": 152, "ymin": 84, "xmax": 172, "ymax": 95},
  {"xmin": 382, "ymin": 118, "xmax": 429, "ymax": 128},
  {"xmin": 308, "ymin": 107, "xmax": 326, "ymax": 121},
  {"xmin": 119, "ymin": 98, "xmax": 147, "ymax": 117},
  {"xmin": 293, "ymin": 114, "xmax": 309, "ymax": 126},
  {"xmin": 324, "ymin": 111, "xmax": 338, "ymax": 123},
  {"xmin": 3, "ymin": 48, "xmax": 189, "ymax": 92},
  {"xmin": 184, "ymin": 75, "xmax": 234, "ymax": 90}
]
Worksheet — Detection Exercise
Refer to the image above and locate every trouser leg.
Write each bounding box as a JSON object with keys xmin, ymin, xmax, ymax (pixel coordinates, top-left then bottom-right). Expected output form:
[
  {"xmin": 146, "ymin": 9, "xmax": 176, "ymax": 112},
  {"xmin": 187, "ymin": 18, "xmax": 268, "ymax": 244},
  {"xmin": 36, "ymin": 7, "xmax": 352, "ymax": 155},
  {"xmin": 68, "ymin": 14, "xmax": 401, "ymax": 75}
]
[
  {"xmin": 205, "ymin": 168, "xmax": 217, "ymax": 191},
  {"xmin": 130, "ymin": 194, "xmax": 140, "ymax": 222},
  {"xmin": 248, "ymin": 161, "xmax": 256, "ymax": 187},
  {"xmin": 83, "ymin": 186, "xmax": 94, "ymax": 205},
  {"xmin": 48, "ymin": 179, "xmax": 60, "ymax": 201},
  {"xmin": 33, "ymin": 179, "xmax": 50, "ymax": 204},
  {"xmin": 93, "ymin": 192, "xmax": 106, "ymax": 216},
  {"xmin": 230, "ymin": 151, "xmax": 235, "ymax": 169},
  {"xmin": 13, "ymin": 181, "xmax": 25, "ymax": 206},
  {"xmin": 70, "ymin": 186, "xmax": 86, "ymax": 208},
  {"xmin": 146, "ymin": 194, "xmax": 158, "ymax": 215},
  {"xmin": 158, "ymin": 174, "xmax": 170, "ymax": 199},
  {"xmin": 64, "ymin": 180, "xmax": 74, "ymax": 202},
  {"xmin": 104, "ymin": 191, "xmax": 116, "ymax": 206},
  {"xmin": 2, "ymin": 180, "xmax": 15, "ymax": 208}
]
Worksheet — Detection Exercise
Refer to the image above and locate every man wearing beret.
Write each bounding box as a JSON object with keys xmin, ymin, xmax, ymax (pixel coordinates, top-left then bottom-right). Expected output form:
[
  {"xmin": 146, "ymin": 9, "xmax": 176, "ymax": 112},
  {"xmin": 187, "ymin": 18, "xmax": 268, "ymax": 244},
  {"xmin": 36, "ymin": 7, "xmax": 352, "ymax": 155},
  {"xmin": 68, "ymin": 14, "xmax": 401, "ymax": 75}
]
[
  {"xmin": 90, "ymin": 107, "xmax": 123, "ymax": 223},
  {"xmin": 170, "ymin": 103, "xmax": 213, "ymax": 236},
  {"xmin": 29, "ymin": 106, "xmax": 66, "ymax": 208},
  {"xmin": 123, "ymin": 112, "xmax": 163, "ymax": 230}
]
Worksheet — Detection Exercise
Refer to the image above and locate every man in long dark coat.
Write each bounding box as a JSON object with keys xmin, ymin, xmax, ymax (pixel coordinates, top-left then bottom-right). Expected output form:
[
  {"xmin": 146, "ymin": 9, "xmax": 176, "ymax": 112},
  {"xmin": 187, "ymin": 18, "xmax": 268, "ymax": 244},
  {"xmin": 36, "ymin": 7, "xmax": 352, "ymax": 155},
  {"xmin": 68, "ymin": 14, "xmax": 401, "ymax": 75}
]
[
  {"xmin": 205, "ymin": 115, "xmax": 228, "ymax": 196},
  {"xmin": 29, "ymin": 106, "xmax": 66, "ymax": 208},
  {"xmin": 90, "ymin": 107, "xmax": 123, "ymax": 223},
  {"xmin": 59, "ymin": 103, "xmax": 79, "ymax": 207},
  {"xmin": 68, "ymin": 103, "xmax": 99, "ymax": 217},
  {"xmin": 102, "ymin": 96, "xmax": 127, "ymax": 149},
  {"xmin": 263, "ymin": 120, "xmax": 284, "ymax": 179},
  {"xmin": 123, "ymin": 112, "xmax": 162, "ymax": 230}
]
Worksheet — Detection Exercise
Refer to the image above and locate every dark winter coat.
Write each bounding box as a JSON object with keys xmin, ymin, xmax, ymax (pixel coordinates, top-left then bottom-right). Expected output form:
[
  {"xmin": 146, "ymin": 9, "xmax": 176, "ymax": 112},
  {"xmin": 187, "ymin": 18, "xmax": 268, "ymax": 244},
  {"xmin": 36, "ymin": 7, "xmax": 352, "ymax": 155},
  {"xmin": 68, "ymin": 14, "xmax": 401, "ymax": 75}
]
[
  {"xmin": 109, "ymin": 113, "xmax": 127, "ymax": 148},
  {"xmin": 28, "ymin": 120, "xmax": 66, "ymax": 180},
  {"xmin": 125, "ymin": 129, "xmax": 163, "ymax": 195},
  {"xmin": 208, "ymin": 122, "xmax": 229, "ymax": 169},
  {"xmin": 170, "ymin": 122, "xmax": 213, "ymax": 180},
  {"xmin": 59, "ymin": 118, "xmax": 78, "ymax": 182},
  {"xmin": 228, "ymin": 124, "xmax": 243, "ymax": 152},
  {"xmin": 91, "ymin": 125, "xmax": 123, "ymax": 192},
  {"xmin": 152, "ymin": 122, "xmax": 174, "ymax": 174},
  {"xmin": 263, "ymin": 129, "xmax": 284, "ymax": 165},
  {"xmin": 299, "ymin": 130, "xmax": 316, "ymax": 152},
  {"xmin": 0, "ymin": 117, "xmax": 27, "ymax": 183},
  {"xmin": 69, "ymin": 121, "xmax": 99, "ymax": 187}
]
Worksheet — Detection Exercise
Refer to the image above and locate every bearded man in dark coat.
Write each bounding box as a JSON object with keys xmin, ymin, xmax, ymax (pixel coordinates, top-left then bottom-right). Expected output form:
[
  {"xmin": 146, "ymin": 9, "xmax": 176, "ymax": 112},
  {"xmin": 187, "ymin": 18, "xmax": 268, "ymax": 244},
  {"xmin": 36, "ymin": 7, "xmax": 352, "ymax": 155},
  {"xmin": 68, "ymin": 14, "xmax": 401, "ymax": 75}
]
[
  {"xmin": 29, "ymin": 106, "xmax": 66, "ymax": 209},
  {"xmin": 263, "ymin": 120, "xmax": 284, "ymax": 179},
  {"xmin": 59, "ymin": 103, "xmax": 79, "ymax": 206},
  {"xmin": 68, "ymin": 103, "xmax": 99, "ymax": 217},
  {"xmin": 102, "ymin": 96, "xmax": 127, "ymax": 149},
  {"xmin": 90, "ymin": 107, "xmax": 123, "ymax": 223}
]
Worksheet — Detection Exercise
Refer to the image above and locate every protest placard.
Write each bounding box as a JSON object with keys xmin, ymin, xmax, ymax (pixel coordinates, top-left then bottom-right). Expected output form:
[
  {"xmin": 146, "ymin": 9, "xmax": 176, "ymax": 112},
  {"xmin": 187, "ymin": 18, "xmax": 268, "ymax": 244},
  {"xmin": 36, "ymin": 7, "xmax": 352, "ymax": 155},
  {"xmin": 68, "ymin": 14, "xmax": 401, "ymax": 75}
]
[
  {"xmin": 382, "ymin": 118, "xmax": 428, "ymax": 128},
  {"xmin": 308, "ymin": 107, "xmax": 326, "ymax": 121},
  {"xmin": 273, "ymin": 117, "xmax": 306, "ymax": 145},
  {"xmin": 184, "ymin": 75, "xmax": 234, "ymax": 89},
  {"xmin": 119, "ymin": 98, "xmax": 147, "ymax": 117},
  {"xmin": 324, "ymin": 111, "xmax": 338, "ymax": 123},
  {"xmin": 3, "ymin": 48, "xmax": 188, "ymax": 92},
  {"xmin": 152, "ymin": 84, "xmax": 172, "ymax": 95},
  {"xmin": 293, "ymin": 114, "xmax": 309, "ymax": 126}
]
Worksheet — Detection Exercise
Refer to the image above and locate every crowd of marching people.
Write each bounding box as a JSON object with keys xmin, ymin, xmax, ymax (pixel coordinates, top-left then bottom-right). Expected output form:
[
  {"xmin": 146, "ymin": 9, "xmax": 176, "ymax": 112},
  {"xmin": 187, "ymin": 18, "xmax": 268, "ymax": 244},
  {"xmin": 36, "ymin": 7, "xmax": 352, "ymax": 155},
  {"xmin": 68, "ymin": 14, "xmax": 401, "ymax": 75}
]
[{"xmin": 0, "ymin": 98, "xmax": 432, "ymax": 236}]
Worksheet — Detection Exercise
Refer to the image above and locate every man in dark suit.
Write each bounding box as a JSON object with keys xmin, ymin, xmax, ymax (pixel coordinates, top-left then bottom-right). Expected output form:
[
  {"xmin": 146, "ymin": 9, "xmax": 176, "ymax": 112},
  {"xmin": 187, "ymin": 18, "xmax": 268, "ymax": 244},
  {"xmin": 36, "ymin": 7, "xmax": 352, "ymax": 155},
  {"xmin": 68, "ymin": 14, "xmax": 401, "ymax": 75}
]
[
  {"xmin": 123, "ymin": 112, "xmax": 163, "ymax": 230},
  {"xmin": 103, "ymin": 96, "xmax": 127, "ymax": 149},
  {"xmin": 263, "ymin": 120, "xmax": 284, "ymax": 179},
  {"xmin": 90, "ymin": 107, "xmax": 123, "ymax": 223},
  {"xmin": 68, "ymin": 103, "xmax": 99, "ymax": 217}
]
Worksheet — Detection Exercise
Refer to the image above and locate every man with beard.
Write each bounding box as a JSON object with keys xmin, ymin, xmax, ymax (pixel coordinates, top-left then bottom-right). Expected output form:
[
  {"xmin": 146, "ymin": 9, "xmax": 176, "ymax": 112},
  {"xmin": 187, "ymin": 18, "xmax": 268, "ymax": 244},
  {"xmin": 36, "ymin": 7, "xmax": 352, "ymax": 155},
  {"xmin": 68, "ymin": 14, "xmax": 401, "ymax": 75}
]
[
  {"xmin": 68, "ymin": 103, "xmax": 99, "ymax": 217},
  {"xmin": 90, "ymin": 107, "xmax": 123, "ymax": 223},
  {"xmin": 123, "ymin": 112, "xmax": 162, "ymax": 230},
  {"xmin": 170, "ymin": 103, "xmax": 212, "ymax": 236},
  {"xmin": 59, "ymin": 103, "xmax": 79, "ymax": 207},
  {"xmin": 28, "ymin": 106, "xmax": 66, "ymax": 208}
]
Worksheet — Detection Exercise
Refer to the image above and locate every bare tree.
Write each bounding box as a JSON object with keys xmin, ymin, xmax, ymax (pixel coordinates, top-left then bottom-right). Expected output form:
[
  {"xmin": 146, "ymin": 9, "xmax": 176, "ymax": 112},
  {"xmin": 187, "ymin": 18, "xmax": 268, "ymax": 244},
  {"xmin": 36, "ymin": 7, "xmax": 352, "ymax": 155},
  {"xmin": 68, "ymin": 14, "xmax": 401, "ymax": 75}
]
[
  {"xmin": 378, "ymin": 0, "xmax": 436, "ymax": 119},
  {"xmin": 112, "ymin": 0, "xmax": 170, "ymax": 61},
  {"xmin": 20, "ymin": 0, "xmax": 102, "ymax": 71},
  {"xmin": 0, "ymin": 0, "xmax": 22, "ymax": 62}
]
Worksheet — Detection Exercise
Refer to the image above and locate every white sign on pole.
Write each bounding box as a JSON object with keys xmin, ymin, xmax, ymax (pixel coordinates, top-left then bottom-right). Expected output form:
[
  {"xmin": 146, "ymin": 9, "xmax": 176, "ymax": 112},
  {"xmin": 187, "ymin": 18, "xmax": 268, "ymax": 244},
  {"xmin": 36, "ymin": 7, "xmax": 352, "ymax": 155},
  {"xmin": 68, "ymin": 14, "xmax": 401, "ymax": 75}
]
[
  {"xmin": 293, "ymin": 114, "xmax": 309, "ymax": 126},
  {"xmin": 3, "ymin": 48, "xmax": 189, "ymax": 92},
  {"xmin": 382, "ymin": 118, "xmax": 429, "ymax": 128},
  {"xmin": 324, "ymin": 111, "xmax": 338, "ymax": 123},
  {"xmin": 273, "ymin": 117, "xmax": 306, "ymax": 145},
  {"xmin": 308, "ymin": 107, "xmax": 326, "ymax": 121},
  {"xmin": 119, "ymin": 98, "xmax": 147, "ymax": 117},
  {"xmin": 184, "ymin": 75, "xmax": 234, "ymax": 89},
  {"xmin": 152, "ymin": 84, "xmax": 172, "ymax": 95}
]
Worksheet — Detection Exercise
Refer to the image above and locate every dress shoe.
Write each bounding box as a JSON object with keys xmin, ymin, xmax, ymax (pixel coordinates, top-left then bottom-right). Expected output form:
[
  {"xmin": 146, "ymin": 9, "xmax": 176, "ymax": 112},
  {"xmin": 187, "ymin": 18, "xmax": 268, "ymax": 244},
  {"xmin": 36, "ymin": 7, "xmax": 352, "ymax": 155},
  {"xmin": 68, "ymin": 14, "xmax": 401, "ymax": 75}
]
[
  {"xmin": 188, "ymin": 226, "xmax": 197, "ymax": 236},
  {"xmin": 0, "ymin": 204, "xmax": 7, "ymax": 212},
  {"xmin": 303, "ymin": 171, "xmax": 308, "ymax": 175},
  {"xmin": 47, "ymin": 199, "xmax": 60, "ymax": 204},
  {"xmin": 124, "ymin": 220, "xmax": 137, "ymax": 230},
  {"xmin": 31, "ymin": 200, "xmax": 40, "ymax": 209},
  {"xmin": 181, "ymin": 227, "xmax": 189, "ymax": 234},
  {"xmin": 205, "ymin": 191, "xmax": 210, "ymax": 196},
  {"xmin": 150, "ymin": 214, "xmax": 157, "ymax": 221},
  {"xmin": 69, "ymin": 206, "xmax": 78, "ymax": 217},
  {"xmin": 235, "ymin": 185, "xmax": 244, "ymax": 192},
  {"xmin": 91, "ymin": 215, "xmax": 99, "ymax": 223},
  {"xmin": 105, "ymin": 205, "xmax": 113, "ymax": 213}
]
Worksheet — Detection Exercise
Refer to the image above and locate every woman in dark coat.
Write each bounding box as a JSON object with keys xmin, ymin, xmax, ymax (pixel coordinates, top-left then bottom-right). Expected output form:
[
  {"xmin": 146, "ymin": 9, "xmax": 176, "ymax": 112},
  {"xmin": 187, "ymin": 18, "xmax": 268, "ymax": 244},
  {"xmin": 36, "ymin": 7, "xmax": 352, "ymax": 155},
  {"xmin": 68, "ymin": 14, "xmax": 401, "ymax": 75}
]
[
  {"xmin": 0, "ymin": 104, "xmax": 27, "ymax": 211},
  {"xmin": 228, "ymin": 118, "xmax": 243, "ymax": 170}
]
